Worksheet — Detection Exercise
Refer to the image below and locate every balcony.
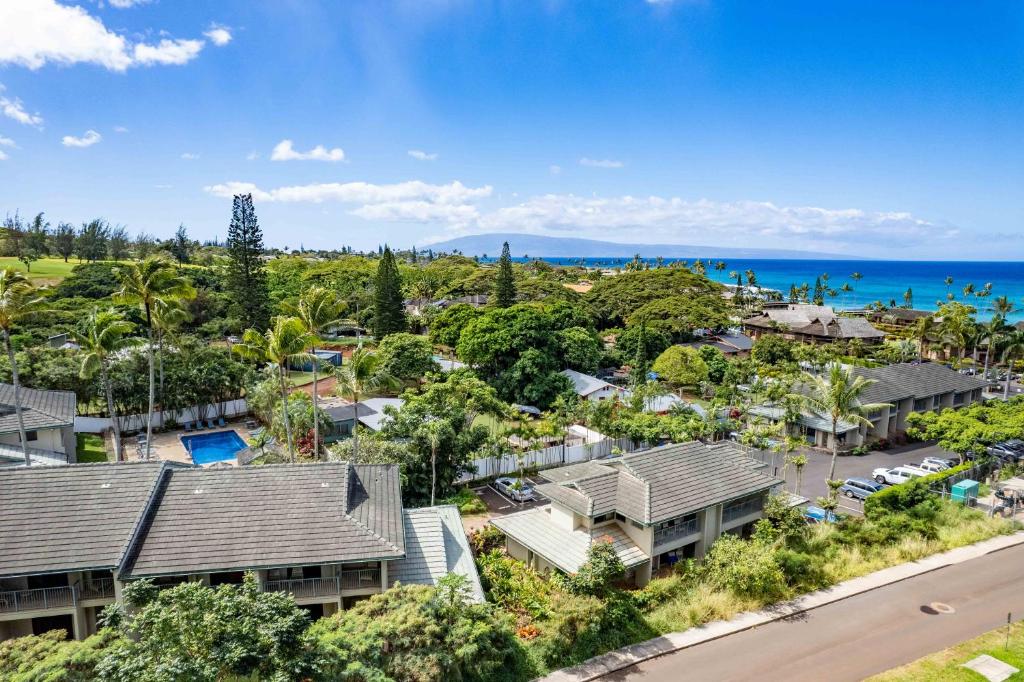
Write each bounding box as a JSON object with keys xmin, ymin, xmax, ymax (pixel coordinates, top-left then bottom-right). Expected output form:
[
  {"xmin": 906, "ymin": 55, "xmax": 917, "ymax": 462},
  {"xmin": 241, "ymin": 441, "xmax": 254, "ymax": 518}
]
[
  {"xmin": 0, "ymin": 585, "xmax": 78, "ymax": 614},
  {"xmin": 654, "ymin": 516, "xmax": 700, "ymax": 548},
  {"xmin": 80, "ymin": 578, "xmax": 115, "ymax": 601},
  {"xmin": 723, "ymin": 496, "xmax": 764, "ymax": 524},
  {"xmin": 263, "ymin": 577, "xmax": 341, "ymax": 599},
  {"xmin": 340, "ymin": 568, "xmax": 381, "ymax": 591}
]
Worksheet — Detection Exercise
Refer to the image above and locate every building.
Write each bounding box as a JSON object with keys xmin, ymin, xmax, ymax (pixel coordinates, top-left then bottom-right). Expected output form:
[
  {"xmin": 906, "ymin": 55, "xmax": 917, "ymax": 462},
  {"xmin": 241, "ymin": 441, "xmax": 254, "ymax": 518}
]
[
  {"xmin": 866, "ymin": 308, "xmax": 933, "ymax": 329},
  {"xmin": 561, "ymin": 369, "xmax": 628, "ymax": 402},
  {"xmin": 742, "ymin": 303, "xmax": 886, "ymax": 346},
  {"xmin": 322, "ymin": 397, "xmax": 405, "ymax": 443},
  {"xmin": 490, "ymin": 442, "xmax": 781, "ymax": 586},
  {"xmin": 682, "ymin": 332, "xmax": 754, "ymax": 357},
  {"xmin": 0, "ymin": 461, "xmax": 482, "ymax": 642},
  {"xmin": 0, "ymin": 384, "xmax": 77, "ymax": 467},
  {"xmin": 748, "ymin": 362, "xmax": 989, "ymax": 451}
]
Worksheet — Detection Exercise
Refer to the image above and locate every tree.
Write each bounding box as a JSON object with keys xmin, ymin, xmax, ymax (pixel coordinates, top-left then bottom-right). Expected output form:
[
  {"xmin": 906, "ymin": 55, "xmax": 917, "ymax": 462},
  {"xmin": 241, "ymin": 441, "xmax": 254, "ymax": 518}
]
[
  {"xmin": 335, "ymin": 347, "xmax": 398, "ymax": 461},
  {"xmin": 428, "ymin": 303, "xmax": 481, "ymax": 348},
  {"xmin": 76, "ymin": 219, "xmax": 110, "ymax": 262},
  {"xmin": 372, "ymin": 246, "xmax": 406, "ymax": 337},
  {"xmin": 419, "ymin": 418, "xmax": 453, "ymax": 505},
  {"xmin": 168, "ymin": 224, "xmax": 191, "ymax": 265},
  {"xmin": 74, "ymin": 309, "xmax": 137, "ymax": 462},
  {"xmin": 286, "ymin": 286, "xmax": 346, "ymax": 459},
  {"xmin": 114, "ymin": 258, "xmax": 196, "ymax": 457},
  {"xmin": 378, "ymin": 332, "xmax": 438, "ymax": 381},
  {"xmin": 0, "ymin": 268, "xmax": 47, "ymax": 465},
  {"xmin": 787, "ymin": 452, "xmax": 807, "ymax": 495},
  {"xmin": 615, "ymin": 324, "xmax": 672, "ymax": 363},
  {"xmin": 152, "ymin": 300, "xmax": 190, "ymax": 430},
  {"xmin": 494, "ymin": 241, "xmax": 517, "ymax": 308},
  {"xmin": 1001, "ymin": 330, "xmax": 1024, "ymax": 400},
  {"xmin": 98, "ymin": 574, "xmax": 316, "ymax": 681},
  {"xmin": 751, "ymin": 334, "xmax": 795, "ymax": 366},
  {"xmin": 903, "ymin": 287, "xmax": 913, "ymax": 308},
  {"xmin": 134, "ymin": 232, "xmax": 156, "ymax": 260},
  {"xmin": 52, "ymin": 222, "xmax": 76, "ymax": 262},
  {"xmin": 108, "ymin": 225, "xmax": 130, "ymax": 261},
  {"xmin": 22, "ymin": 212, "xmax": 50, "ymax": 271},
  {"xmin": 225, "ymin": 193, "xmax": 271, "ymax": 330},
  {"xmin": 557, "ymin": 326, "xmax": 601, "ymax": 374},
  {"xmin": 651, "ymin": 345, "xmax": 709, "ymax": 389},
  {"xmin": 232, "ymin": 317, "xmax": 315, "ymax": 462},
  {"xmin": 789, "ymin": 365, "xmax": 892, "ymax": 496},
  {"xmin": 912, "ymin": 315, "xmax": 938, "ymax": 360},
  {"xmin": 696, "ymin": 344, "xmax": 730, "ymax": 384}
]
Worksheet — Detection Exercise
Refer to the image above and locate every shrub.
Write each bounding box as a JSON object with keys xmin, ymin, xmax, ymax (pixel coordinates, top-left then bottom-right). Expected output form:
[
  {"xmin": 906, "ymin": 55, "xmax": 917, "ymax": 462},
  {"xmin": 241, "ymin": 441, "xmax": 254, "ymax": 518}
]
[
  {"xmin": 0, "ymin": 629, "xmax": 118, "ymax": 682},
  {"xmin": 477, "ymin": 550, "xmax": 552, "ymax": 618},
  {"xmin": 864, "ymin": 464, "xmax": 970, "ymax": 518},
  {"xmin": 552, "ymin": 540, "xmax": 625, "ymax": 598},
  {"xmin": 469, "ymin": 525, "xmax": 506, "ymax": 555},
  {"xmin": 443, "ymin": 487, "xmax": 488, "ymax": 515},
  {"xmin": 698, "ymin": 534, "xmax": 788, "ymax": 602}
]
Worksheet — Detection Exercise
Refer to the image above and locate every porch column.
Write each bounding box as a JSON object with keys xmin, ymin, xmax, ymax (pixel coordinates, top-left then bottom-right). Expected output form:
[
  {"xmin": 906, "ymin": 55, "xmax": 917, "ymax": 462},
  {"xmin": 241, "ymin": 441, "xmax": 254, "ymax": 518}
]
[
  {"xmin": 380, "ymin": 561, "xmax": 388, "ymax": 593},
  {"xmin": 72, "ymin": 606, "xmax": 89, "ymax": 641}
]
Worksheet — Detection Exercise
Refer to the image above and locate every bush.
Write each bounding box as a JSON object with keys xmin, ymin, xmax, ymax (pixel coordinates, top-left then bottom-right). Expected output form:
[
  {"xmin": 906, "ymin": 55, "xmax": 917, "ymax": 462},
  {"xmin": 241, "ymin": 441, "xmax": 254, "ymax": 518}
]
[
  {"xmin": 698, "ymin": 534, "xmax": 788, "ymax": 602},
  {"xmin": 469, "ymin": 525, "xmax": 506, "ymax": 555},
  {"xmin": 552, "ymin": 540, "xmax": 624, "ymax": 598},
  {"xmin": 443, "ymin": 487, "xmax": 488, "ymax": 515},
  {"xmin": 863, "ymin": 464, "xmax": 970, "ymax": 518},
  {"xmin": 0, "ymin": 629, "xmax": 118, "ymax": 682},
  {"xmin": 477, "ymin": 550, "xmax": 552, "ymax": 618}
]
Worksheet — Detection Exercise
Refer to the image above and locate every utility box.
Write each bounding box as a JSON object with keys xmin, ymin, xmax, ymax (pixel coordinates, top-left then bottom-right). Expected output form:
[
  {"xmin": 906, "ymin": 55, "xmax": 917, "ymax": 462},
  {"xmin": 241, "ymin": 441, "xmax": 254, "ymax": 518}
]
[{"xmin": 951, "ymin": 479, "xmax": 979, "ymax": 505}]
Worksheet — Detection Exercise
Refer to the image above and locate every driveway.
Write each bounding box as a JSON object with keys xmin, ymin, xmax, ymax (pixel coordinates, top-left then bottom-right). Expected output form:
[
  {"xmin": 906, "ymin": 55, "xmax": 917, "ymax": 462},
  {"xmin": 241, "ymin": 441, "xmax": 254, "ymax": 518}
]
[
  {"xmin": 474, "ymin": 477, "xmax": 548, "ymax": 517},
  {"xmin": 599, "ymin": 541, "xmax": 1024, "ymax": 682},
  {"xmin": 765, "ymin": 441, "xmax": 960, "ymax": 514}
]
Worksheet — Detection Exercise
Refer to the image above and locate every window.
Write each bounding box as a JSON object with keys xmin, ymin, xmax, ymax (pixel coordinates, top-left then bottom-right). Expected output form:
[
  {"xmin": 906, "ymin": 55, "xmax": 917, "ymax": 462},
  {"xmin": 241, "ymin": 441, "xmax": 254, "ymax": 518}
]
[
  {"xmin": 21, "ymin": 430, "xmax": 37, "ymax": 442},
  {"xmin": 953, "ymin": 392, "xmax": 965, "ymax": 406},
  {"xmin": 593, "ymin": 513, "xmax": 613, "ymax": 523},
  {"xmin": 932, "ymin": 395, "xmax": 942, "ymax": 408},
  {"xmin": 913, "ymin": 399, "xmax": 928, "ymax": 412},
  {"xmin": 614, "ymin": 513, "xmax": 626, "ymax": 522}
]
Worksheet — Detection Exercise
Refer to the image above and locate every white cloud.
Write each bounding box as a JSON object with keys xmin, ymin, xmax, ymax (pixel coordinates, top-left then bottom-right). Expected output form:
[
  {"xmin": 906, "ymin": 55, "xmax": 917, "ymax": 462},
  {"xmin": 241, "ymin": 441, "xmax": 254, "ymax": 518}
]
[
  {"xmin": 204, "ymin": 25, "xmax": 232, "ymax": 47},
  {"xmin": 113, "ymin": 125, "xmax": 128, "ymax": 133},
  {"xmin": 108, "ymin": 0, "xmax": 151, "ymax": 7},
  {"xmin": 61, "ymin": 129, "xmax": 102, "ymax": 147},
  {"xmin": 549, "ymin": 164, "xmax": 562, "ymax": 176},
  {"xmin": 204, "ymin": 179, "xmax": 491, "ymax": 205},
  {"xmin": 0, "ymin": 0, "xmax": 208, "ymax": 71},
  {"xmin": 0, "ymin": 136, "xmax": 15, "ymax": 148},
  {"xmin": 180, "ymin": 152, "xmax": 200, "ymax": 160},
  {"xmin": 408, "ymin": 149, "xmax": 438, "ymax": 161},
  {"xmin": 270, "ymin": 139, "xmax": 346, "ymax": 162},
  {"xmin": 0, "ymin": 151, "xmax": 6, "ymax": 161},
  {"xmin": 0, "ymin": 84, "xmax": 43, "ymax": 128},
  {"xmin": 579, "ymin": 157, "xmax": 624, "ymax": 168}
]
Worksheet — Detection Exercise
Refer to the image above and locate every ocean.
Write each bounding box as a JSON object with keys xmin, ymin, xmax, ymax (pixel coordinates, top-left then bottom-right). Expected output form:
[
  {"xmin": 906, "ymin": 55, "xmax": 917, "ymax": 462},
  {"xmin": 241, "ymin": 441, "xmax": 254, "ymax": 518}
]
[{"xmin": 514, "ymin": 257, "xmax": 1024, "ymax": 322}]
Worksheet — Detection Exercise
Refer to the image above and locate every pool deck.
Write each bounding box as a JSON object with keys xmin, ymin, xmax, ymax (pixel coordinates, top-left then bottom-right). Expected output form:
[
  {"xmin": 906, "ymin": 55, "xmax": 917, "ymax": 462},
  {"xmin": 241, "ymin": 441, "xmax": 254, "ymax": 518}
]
[{"xmin": 125, "ymin": 422, "xmax": 252, "ymax": 467}]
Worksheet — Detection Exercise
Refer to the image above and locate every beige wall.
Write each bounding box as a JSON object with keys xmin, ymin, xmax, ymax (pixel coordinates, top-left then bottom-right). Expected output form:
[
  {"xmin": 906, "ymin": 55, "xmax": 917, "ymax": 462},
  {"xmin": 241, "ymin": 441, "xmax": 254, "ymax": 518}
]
[
  {"xmin": 549, "ymin": 503, "xmax": 578, "ymax": 532},
  {"xmin": 0, "ymin": 426, "xmax": 67, "ymax": 454}
]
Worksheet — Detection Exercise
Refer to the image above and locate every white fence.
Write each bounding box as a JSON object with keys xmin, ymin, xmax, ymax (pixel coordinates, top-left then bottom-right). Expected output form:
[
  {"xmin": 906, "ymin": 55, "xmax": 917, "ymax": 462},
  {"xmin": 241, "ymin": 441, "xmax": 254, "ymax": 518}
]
[
  {"xmin": 460, "ymin": 437, "xmax": 643, "ymax": 483},
  {"xmin": 74, "ymin": 399, "xmax": 249, "ymax": 434}
]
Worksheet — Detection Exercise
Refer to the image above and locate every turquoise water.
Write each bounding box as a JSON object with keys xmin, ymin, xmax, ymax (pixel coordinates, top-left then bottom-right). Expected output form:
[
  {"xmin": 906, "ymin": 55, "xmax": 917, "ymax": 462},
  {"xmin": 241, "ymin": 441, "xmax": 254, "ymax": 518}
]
[
  {"xmin": 181, "ymin": 430, "xmax": 246, "ymax": 465},
  {"xmin": 521, "ymin": 257, "xmax": 1024, "ymax": 322}
]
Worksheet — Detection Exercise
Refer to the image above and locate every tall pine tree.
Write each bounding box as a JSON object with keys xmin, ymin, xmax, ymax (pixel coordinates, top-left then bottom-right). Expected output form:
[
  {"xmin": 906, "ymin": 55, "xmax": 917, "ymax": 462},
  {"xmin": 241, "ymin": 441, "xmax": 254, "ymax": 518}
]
[
  {"xmin": 493, "ymin": 241, "xmax": 516, "ymax": 308},
  {"xmin": 812, "ymin": 276, "xmax": 825, "ymax": 306},
  {"xmin": 372, "ymin": 246, "xmax": 406, "ymax": 338},
  {"xmin": 226, "ymin": 194, "xmax": 271, "ymax": 330}
]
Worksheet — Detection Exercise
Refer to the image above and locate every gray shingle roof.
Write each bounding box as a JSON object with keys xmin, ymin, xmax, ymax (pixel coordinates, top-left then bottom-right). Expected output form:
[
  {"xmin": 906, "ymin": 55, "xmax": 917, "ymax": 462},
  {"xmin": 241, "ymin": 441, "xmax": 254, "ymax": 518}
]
[
  {"xmin": 534, "ymin": 441, "xmax": 780, "ymax": 525},
  {"xmin": 389, "ymin": 505, "xmax": 484, "ymax": 602},
  {"xmin": 0, "ymin": 383, "xmax": 75, "ymax": 435},
  {"xmin": 851, "ymin": 362, "xmax": 989, "ymax": 405},
  {"xmin": 0, "ymin": 461, "xmax": 167, "ymax": 577},
  {"xmin": 743, "ymin": 305, "xmax": 885, "ymax": 340},
  {"xmin": 123, "ymin": 463, "xmax": 405, "ymax": 577},
  {"xmin": 560, "ymin": 369, "xmax": 622, "ymax": 397},
  {"xmin": 491, "ymin": 508, "xmax": 649, "ymax": 574}
]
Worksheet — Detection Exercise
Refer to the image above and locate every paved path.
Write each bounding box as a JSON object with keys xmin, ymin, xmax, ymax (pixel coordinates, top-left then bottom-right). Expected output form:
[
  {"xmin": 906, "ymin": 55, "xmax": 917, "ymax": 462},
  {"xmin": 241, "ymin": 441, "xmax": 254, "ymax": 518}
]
[{"xmin": 598, "ymin": 542, "xmax": 1024, "ymax": 682}]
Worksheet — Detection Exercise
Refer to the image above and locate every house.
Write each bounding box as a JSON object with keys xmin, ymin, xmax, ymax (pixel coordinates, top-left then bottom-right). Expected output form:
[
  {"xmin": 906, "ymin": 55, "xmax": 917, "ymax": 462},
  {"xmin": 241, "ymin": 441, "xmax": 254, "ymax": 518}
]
[
  {"xmin": 866, "ymin": 308, "xmax": 933, "ymax": 329},
  {"xmin": 561, "ymin": 369, "xmax": 628, "ymax": 402},
  {"xmin": 322, "ymin": 397, "xmax": 405, "ymax": 442},
  {"xmin": 682, "ymin": 332, "xmax": 754, "ymax": 357},
  {"xmin": 490, "ymin": 441, "xmax": 782, "ymax": 586},
  {"xmin": 0, "ymin": 461, "xmax": 483, "ymax": 642},
  {"xmin": 742, "ymin": 303, "xmax": 886, "ymax": 346},
  {"xmin": 0, "ymin": 384, "xmax": 77, "ymax": 468},
  {"xmin": 748, "ymin": 362, "xmax": 989, "ymax": 451},
  {"xmin": 433, "ymin": 355, "xmax": 467, "ymax": 373},
  {"xmin": 641, "ymin": 393, "xmax": 707, "ymax": 418}
]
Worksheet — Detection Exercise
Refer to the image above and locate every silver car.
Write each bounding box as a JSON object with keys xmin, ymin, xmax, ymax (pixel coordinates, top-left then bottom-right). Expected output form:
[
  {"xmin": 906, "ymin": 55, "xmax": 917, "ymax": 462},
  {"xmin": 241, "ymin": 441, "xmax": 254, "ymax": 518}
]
[{"xmin": 494, "ymin": 476, "xmax": 535, "ymax": 502}]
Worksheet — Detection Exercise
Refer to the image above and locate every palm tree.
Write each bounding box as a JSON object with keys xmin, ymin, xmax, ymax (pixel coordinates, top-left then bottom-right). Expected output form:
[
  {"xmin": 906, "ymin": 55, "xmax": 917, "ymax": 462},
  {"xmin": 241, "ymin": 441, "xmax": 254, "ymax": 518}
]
[
  {"xmin": 788, "ymin": 453, "xmax": 808, "ymax": 496},
  {"xmin": 1000, "ymin": 330, "xmax": 1024, "ymax": 400},
  {"xmin": 0, "ymin": 268, "xmax": 47, "ymax": 466},
  {"xmin": 334, "ymin": 347, "xmax": 398, "ymax": 462},
  {"xmin": 152, "ymin": 300, "xmax": 189, "ymax": 431},
  {"xmin": 944, "ymin": 275, "xmax": 954, "ymax": 298},
  {"xmin": 73, "ymin": 309, "xmax": 137, "ymax": 462},
  {"xmin": 982, "ymin": 315, "xmax": 1009, "ymax": 381},
  {"xmin": 419, "ymin": 419, "xmax": 452, "ymax": 506},
  {"xmin": 912, "ymin": 315, "xmax": 937, "ymax": 360},
  {"xmin": 789, "ymin": 364, "xmax": 892, "ymax": 488},
  {"xmin": 286, "ymin": 287, "xmax": 346, "ymax": 460},
  {"xmin": 232, "ymin": 316, "xmax": 316, "ymax": 462},
  {"xmin": 114, "ymin": 258, "xmax": 195, "ymax": 458}
]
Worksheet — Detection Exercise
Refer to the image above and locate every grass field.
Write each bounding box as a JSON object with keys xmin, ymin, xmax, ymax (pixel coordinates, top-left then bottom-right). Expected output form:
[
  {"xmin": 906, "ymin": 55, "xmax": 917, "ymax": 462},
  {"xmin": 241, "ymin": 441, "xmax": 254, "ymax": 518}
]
[
  {"xmin": 867, "ymin": 621, "xmax": 1024, "ymax": 681},
  {"xmin": 76, "ymin": 433, "xmax": 109, "ymax": 463},
  {"xmin": 285, "ymin": 371, "xmax": 317, "ymax": 387},
  {"xmin": 0, "ymin": 257, "xmax": 131, "ymax": 284}
]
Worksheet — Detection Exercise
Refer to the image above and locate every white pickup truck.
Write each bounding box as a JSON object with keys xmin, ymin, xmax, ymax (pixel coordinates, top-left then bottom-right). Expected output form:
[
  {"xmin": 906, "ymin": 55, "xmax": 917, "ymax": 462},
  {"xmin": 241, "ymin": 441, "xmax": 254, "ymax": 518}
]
[{"xmin": 872, "ymin": 466, "xmax": 927, "ymax": 486}]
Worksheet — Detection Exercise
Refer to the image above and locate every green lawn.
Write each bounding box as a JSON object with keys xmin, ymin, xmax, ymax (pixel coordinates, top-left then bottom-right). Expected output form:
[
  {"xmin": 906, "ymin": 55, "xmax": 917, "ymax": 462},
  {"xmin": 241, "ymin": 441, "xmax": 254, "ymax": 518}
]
[
  {"xmin": 0, "ymin": 257, "xmax": 83, "ymax": 282},
  {"xmin": 76, "ymin": 433, "xmax": 109, "ymax": 463},
  {"xmin": 867, "ymin": 621, "xmax": 1024, "ymax": 681},
  {"xmin": 285, "ymin": 371, "xmax": 317, "ymax": 387}
]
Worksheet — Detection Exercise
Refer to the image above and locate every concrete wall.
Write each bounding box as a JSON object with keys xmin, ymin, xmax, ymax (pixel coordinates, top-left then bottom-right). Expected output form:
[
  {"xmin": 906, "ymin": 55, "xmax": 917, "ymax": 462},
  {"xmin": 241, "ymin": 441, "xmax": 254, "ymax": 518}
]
[
  {"xmin": 549, "ymin": 503, "xmax": 579, "ymax": 532},
  {"xmin": 0, "ymin": 426, "xmax": 66, "ymax": 454}
]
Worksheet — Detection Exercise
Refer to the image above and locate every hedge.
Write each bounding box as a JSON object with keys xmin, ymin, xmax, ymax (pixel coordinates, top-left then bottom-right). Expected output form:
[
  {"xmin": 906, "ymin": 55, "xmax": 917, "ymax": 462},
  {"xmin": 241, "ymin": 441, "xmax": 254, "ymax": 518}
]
[{"xmin": 864, "ymin": 463, "xmax": 972, "ymax": 518}]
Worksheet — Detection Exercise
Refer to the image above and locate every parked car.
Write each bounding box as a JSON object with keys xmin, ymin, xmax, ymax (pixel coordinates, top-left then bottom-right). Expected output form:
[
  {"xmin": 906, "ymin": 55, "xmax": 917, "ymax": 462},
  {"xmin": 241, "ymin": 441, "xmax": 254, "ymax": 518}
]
[
  {"xmin": 922, "ymin": 456, "xmax": 957, "ymax": 469},
  {"xmin": 913, "ymin": 461, "xmax": 948, "ymax": 474},
  {"xmin": 494, "ymin": 476, "xmax": 535, "ymax": 502},
  {"xmin": 840, "ymin": 477, "xmax": 884, "ymax": 500},
  {"xmin": 987, "ymin": 443, "xmax": 1024, "ymax": 463},
  {"xmin": 873, "ymin": 466, "xmax": 927, "ymax": 485},
  {"xmin": 804, "ymin": 505, "xmax": 838, "ymax": 524}
]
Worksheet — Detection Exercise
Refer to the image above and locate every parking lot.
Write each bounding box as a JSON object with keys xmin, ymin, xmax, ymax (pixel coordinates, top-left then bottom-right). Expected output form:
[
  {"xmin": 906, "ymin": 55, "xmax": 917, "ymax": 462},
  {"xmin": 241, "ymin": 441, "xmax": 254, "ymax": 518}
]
[
  {"xmin": 473, "ymin": 476, "xmax": 549, "ymax": 518},
  {"xmin": 769, "ymin": 442, "xmax": 962, "ymax": 515}
]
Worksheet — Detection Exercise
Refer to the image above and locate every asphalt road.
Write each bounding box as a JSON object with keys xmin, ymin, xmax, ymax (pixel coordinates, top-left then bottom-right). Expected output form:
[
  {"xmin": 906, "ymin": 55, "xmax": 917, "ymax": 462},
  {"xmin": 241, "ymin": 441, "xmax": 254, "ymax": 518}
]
[{"xmin": 601, "ymin": 542, "xmax": 1024, "ymax": 682}]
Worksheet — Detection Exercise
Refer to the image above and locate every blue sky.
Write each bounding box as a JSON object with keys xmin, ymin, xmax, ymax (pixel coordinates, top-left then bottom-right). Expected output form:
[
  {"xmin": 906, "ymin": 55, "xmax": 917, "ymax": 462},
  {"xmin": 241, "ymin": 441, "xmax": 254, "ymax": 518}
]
[{"xmin": 0, "ymin": 1, "xmax": 1021, "ymax": 258}]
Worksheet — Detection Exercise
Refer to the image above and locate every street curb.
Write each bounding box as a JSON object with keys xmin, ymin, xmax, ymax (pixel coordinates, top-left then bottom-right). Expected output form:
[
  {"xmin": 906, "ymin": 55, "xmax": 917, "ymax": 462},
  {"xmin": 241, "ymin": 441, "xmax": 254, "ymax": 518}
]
[{"xmin": 537, "ymin": 531, "xmax": 1024, "ymax": 682}]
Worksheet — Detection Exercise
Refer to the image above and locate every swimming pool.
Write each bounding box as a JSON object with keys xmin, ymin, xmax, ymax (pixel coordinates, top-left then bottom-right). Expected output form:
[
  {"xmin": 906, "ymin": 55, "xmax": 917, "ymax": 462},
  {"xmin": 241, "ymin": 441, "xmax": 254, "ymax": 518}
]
[{"xmin": 181, "ymin": 430, "xmax": 248, "ymax": 465}]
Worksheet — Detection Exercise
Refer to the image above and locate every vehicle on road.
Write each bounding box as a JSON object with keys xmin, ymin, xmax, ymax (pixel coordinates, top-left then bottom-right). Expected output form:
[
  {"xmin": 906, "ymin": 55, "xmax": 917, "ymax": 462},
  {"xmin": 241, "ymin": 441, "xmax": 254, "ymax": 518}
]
[
  {"xmin": 913, "ymin": 461, "xmax": 948, "ymax": 474},
  {"xmin": 988, "ymin": 442, "xmax": 1024, "ymax": 463},
  {"xmin": 873, "ymin": 466, "xmax": 927, "ymax": 485},
  {"xmin": 839, "ymin": 477, "xmax": 884, "ymax": 500},
  {"xmin": 494, "ymin": 476, "xmax": 535, "ymax": 502},
  {"xmin": 921, "ymin": 456, "xmax": 957, "ymax": 469}
]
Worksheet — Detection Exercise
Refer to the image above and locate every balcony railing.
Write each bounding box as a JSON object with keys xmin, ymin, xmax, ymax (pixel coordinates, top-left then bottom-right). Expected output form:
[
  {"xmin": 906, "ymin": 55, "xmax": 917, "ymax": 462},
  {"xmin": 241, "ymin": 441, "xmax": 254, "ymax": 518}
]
[
  {"xmin": 263, "ymin": 577, "xmax": 341, "ymax": 599},
  {"xmin": 339, "ymin": 568, "xmax": 381, "ymax": 590},
  {"xmin": 0, "ymin": 585, "xmax": 78, "ymax": 614},
  {"xmin": 654, "ymin": 517, "xmax": 700, "ymax": 548},
  {"xmin": 723, "ymin": 497, "xmax": 764, "ymax": 524},
  {"xmin": 80, "ymin": 578, "xmax": 115, "ymax": 601}
]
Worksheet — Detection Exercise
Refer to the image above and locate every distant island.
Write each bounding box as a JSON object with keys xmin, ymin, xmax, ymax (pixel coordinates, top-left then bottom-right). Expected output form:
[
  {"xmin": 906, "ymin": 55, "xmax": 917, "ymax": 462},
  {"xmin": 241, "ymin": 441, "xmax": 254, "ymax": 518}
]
[{"xmin": 424, "ymin": 233, "xmax": 857, "ymax": 260}]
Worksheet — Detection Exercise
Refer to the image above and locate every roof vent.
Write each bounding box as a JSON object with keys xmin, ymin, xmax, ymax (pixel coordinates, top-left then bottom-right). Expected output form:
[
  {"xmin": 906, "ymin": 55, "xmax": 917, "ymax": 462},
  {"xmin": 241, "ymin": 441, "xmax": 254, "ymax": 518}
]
[
  {"xmin": 193, "ymin": 488, "xmax": 204, "ymax": 495},
  {"xmin": 321, "ymin": 481, "xmax": 329, "ymax": 487},
  {"xmin": 101, "ymin": 482, "xmax": 111, "ymax": 489}
]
